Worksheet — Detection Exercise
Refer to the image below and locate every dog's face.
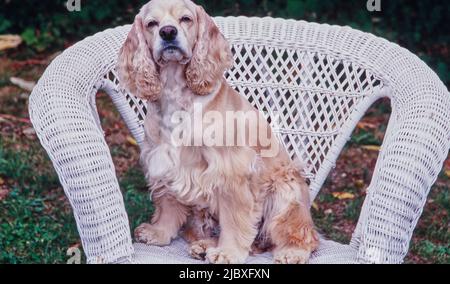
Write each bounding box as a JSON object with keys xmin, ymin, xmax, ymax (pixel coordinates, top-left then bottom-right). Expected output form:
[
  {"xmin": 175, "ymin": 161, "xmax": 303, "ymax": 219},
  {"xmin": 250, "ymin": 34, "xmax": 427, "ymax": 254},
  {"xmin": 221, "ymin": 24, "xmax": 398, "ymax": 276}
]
[
  {"xmin": 117, "ymin": 0, "xmax": 233, "ymax": 100},
  {"xmin": 141, "ymin": 0, "xmax": 197, "ymax": 65}
]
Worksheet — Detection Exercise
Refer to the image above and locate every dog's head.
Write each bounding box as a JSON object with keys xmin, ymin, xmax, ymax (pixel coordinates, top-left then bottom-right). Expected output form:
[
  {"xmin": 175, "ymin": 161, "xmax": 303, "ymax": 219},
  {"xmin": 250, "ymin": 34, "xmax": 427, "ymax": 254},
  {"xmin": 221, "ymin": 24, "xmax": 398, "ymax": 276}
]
[{"xmin": 117, "ymin": 0, "xmax": 233, "ymax": 100}]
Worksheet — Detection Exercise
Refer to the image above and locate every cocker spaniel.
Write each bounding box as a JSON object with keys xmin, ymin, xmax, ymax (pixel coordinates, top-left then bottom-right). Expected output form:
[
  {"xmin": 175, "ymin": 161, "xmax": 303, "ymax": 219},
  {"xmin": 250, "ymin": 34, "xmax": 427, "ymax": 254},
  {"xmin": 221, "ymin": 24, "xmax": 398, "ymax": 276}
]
[{"xmin": 117, "ymin": 0, "xmax": 319, "ymax": 264}]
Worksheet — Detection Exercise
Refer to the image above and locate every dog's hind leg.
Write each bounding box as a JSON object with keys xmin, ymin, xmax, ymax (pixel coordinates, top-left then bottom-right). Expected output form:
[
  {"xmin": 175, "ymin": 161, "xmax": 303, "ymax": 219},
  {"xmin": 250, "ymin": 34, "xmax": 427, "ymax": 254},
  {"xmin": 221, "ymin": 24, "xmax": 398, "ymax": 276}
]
[{"xmin": 262, "ymin": 165, "xmax": 319, "ymax": 264}]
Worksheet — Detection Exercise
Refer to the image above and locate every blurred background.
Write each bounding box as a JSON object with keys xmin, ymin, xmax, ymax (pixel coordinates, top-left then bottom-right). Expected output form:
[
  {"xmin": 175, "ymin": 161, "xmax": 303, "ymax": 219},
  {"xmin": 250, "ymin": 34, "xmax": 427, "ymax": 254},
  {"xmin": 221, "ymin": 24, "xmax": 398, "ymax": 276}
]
[{"xmin": 0, "ymin": 0, "xmax": 448, "ymax": 263}]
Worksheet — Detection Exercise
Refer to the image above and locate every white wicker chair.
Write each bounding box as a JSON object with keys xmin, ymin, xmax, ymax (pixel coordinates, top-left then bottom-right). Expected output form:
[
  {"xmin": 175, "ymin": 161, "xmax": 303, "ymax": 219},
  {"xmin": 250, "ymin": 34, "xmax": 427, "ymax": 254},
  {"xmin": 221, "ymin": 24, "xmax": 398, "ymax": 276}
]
[{"xmin": 29, "ymin": 17, "xmax": 450, "ymax": 264}]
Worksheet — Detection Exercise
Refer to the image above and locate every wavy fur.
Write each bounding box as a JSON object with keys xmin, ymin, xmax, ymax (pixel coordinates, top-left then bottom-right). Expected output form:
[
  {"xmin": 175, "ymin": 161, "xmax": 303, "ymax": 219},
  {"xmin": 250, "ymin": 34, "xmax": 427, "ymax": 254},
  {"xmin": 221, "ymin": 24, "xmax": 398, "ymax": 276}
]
[
  {"xmin": 117, "ymin": 16, "xmax": 161, "ymax": 101},
  {"xmin": 186, "ymin": 6, "xmax": 233, "ymax": 96}
]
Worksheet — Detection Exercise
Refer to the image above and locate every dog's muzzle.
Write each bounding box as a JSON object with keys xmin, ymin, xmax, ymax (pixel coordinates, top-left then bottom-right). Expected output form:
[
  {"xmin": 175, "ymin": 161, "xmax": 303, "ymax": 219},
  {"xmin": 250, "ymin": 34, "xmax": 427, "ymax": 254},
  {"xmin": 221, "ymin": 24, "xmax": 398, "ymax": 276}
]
[{"xmin": 157, "ymin": 42, "xmax": 190, "ymax": 64}]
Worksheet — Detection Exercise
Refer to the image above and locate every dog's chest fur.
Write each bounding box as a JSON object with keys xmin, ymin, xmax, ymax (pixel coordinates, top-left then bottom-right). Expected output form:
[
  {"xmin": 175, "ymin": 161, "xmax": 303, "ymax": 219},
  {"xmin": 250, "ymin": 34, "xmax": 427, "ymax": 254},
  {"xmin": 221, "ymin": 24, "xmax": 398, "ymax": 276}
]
[{"xmin": 141, "ymin": 65, "xmax": 253, "ymax": 209}]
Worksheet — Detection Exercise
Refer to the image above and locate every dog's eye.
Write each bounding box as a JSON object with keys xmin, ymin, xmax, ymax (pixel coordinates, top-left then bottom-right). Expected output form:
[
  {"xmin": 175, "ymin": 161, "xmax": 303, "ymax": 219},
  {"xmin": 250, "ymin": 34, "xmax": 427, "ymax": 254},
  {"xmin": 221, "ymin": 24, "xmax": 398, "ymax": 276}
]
[
  {"xmin": 147, "ymin": 20, "xmax": 159, "ymax": 28},
  {"xmin": 180, "ymin": 16, "xmax": 192, "ymax": 23}
]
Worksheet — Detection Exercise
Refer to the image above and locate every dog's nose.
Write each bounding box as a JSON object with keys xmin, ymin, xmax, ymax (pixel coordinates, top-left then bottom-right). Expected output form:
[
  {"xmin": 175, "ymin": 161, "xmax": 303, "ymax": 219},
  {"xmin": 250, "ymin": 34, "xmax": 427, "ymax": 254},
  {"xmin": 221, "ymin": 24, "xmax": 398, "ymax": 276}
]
[{"xmin": 159, "ymin": 26, "xmax": 178, "ymax": 41}]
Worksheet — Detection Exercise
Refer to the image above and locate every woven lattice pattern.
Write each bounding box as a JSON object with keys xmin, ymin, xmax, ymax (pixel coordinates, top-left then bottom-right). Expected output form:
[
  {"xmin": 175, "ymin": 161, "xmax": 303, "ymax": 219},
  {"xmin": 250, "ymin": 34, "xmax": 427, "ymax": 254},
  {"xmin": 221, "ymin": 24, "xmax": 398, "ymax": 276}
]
[
  {"xmin": 29, "ymin": 17, "xmax": 450, "ymax": 264},
  {"xmin": 132, "ymin": 238, "xmax": 358, "ymax": 264},
  {"xmin": 226, "ymin": 44, "xmax": 383, "ymax": 179}
]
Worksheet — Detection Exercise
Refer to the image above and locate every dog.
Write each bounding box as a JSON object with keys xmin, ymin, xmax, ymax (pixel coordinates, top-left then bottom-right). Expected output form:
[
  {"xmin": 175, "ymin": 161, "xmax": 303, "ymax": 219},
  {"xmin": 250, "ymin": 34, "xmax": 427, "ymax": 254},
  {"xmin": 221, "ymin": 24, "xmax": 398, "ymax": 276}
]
[{"xmin": 117, "ymin": 0, "xmax": 319, "ymax": 264}]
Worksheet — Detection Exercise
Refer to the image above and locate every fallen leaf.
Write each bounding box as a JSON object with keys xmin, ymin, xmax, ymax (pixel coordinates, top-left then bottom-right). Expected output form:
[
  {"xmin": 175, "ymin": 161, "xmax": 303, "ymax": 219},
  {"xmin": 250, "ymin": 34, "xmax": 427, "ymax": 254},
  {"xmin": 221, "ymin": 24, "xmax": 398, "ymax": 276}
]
[
  {"xmin": 362, "ymin": 145, "xmax": 381, "ymax": 152},
  {"xmin": 312, "ymin": 202, "xmax": 319, "ymax": 211},
  {"xmin": 445, "ymin": 170, "xmax": 450, "ymax": 178},
  {"xmin": 126, "ymin": 136, "xmax": 138, "ymax": 146},
  {"xmin": 354, "ymin": 179, "xmax": 365, "ymax": 189},
  {"xmin": 23, "ymin": 127, "xmax": 36, "ymax": 137},
  {"xmin": 0, "ymin": 178, "xmax": 4, "ymax": 185},
  {"xmin": 324, "ymin": 209, "xmax": 333, "ymax": 215},
  {"xmin": 0, "ymin": 35, "xmax": 22, "ymax": 51},
  {"xmin": 357, "ymin": 121, "xmax": 377, "ymax": 130},
  {"xmin": 332, "ymin": 192, "xmax": 356, "ymax": 200},
  {"xmin": 10, "ymin": 77, "xmax": 36, "ymax": 92}
]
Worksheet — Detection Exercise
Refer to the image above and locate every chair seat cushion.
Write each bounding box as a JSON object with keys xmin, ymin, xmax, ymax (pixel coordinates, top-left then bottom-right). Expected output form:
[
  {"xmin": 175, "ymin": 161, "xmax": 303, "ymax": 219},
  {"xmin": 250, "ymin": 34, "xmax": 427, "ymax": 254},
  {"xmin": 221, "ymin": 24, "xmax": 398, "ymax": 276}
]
[{"xmin": 132, "ymin": 238, "xmax": 358, "ymax": 264}]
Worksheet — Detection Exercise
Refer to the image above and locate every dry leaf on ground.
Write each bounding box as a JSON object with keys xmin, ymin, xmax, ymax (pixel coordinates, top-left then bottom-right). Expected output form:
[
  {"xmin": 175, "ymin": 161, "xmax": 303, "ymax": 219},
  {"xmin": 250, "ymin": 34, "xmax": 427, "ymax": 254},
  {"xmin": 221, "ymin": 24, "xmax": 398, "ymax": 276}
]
[
  {"xmin": 354, "ymin": 179, "xmax": 365, "ymax": 189},
  {"xmin": 361, "ymin": 145, "xmax": 381, "ymax": 151},
  {"xmin": 10, "ymin": 77, "xmax": 36, "ymax": 92},
  {"xmin": 0, "ymin": 35, "xmax": 22, "ymax": 51},
  {"xmin": 126, "ymin": 136, "xmax": 138, "ymax": 146},
  {"xmin": 332, "ymin": 192, "xmax": 356, "ymax": 200},
  {"xmin": 356, "ymin": 121, "xmax": 378, "ymax": 130},
  {"xmin": 312, "ymin": 202, "xmax": 319, "ymax": 211},
  {"xmin": 23, "ymin": 127, "xmax": 36, "ymax": 138}
]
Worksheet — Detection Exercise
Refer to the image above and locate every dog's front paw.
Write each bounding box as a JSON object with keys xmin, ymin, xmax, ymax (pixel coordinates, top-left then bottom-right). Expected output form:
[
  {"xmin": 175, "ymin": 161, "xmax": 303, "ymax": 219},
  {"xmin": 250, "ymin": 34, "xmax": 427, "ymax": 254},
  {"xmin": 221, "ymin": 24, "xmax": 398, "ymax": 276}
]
[
  {"xmin": 206, "ymin": 247, "xmax": 247, "ymax": 264},
  {"xmin": 189, "ymin": 239, "xmax": 217, "ymax": 260},
  {"xmin": 134, "ymin": 223, "xmax": 171, "ymax": 246},
  {"xmin": 274, "ymin": 248, "xmax": 311, "ymax": 264}
]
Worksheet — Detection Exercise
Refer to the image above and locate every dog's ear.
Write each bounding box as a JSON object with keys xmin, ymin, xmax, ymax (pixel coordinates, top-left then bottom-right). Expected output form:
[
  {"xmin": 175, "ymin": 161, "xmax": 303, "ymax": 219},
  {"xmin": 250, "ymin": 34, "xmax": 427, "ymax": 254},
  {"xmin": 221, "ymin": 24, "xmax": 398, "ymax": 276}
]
[
  {"xmin": 186, "ymin": 6, "xmax": 233, "ymax": 96},
  {"xmin": 117, "ymin": 16, "xmax": 161, "ymax": 101}
]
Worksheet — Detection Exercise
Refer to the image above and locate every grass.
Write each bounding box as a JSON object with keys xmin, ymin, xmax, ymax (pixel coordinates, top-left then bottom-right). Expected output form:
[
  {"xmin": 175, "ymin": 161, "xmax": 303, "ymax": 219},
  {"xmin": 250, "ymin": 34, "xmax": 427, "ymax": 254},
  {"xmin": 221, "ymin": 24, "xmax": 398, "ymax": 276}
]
[
  {"xmin": 120, "ymin": 166, "xmax": 154, "ymax": 230},
  {"xmin": 405, "ymin": 176, "xmax": 450, "ymax": 264},
  {"xmin": 0, "ymin": 139, "xmax": 82, "ymax": 264},
  {"xmin": 343, "ymin": 197, "xmax": 364, "ymax": 222},
  {"xmin": 409, "ymin": 241, "xmax": 449, "ymax": 264},
  {"xmin": 312, "ymin": 210, "xmax": 351, "ymax": 244},
  {"xmin": 350, "ymin": 129, "xmax": 381, "ymax": 146}
]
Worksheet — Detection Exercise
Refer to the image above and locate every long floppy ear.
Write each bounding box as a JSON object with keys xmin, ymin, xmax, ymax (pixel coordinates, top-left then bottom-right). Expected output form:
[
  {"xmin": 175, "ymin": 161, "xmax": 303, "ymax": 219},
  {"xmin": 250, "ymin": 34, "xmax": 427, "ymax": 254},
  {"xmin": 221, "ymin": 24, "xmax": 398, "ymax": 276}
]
[
  {"xmin": 186, "ymin": 6, "xmax": 233, "ymax": 96},
  {"xmin": 117, "ymin": 16, "xmax": 161, "ymax": 101}
]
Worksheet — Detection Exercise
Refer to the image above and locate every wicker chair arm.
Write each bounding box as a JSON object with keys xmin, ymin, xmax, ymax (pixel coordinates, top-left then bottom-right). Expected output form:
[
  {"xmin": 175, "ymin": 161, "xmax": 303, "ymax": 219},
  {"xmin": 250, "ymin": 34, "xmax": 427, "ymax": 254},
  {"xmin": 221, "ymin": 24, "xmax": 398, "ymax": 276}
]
[
  {"xmin": 29, "ymin": 27, "xmax": 134, "ymax": 264},
  {"xmin": 353, "ymin": 52, "xmax": 450, "ymax": 263}
]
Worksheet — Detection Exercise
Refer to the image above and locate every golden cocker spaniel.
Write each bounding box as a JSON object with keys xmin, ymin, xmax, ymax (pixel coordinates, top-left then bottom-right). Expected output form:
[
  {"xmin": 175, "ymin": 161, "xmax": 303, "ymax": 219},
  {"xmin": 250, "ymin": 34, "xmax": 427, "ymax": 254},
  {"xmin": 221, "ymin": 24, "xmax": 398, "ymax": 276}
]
[{"xmin": 117, "ymin": 0, "xmax": 319, "ymax": 264}]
